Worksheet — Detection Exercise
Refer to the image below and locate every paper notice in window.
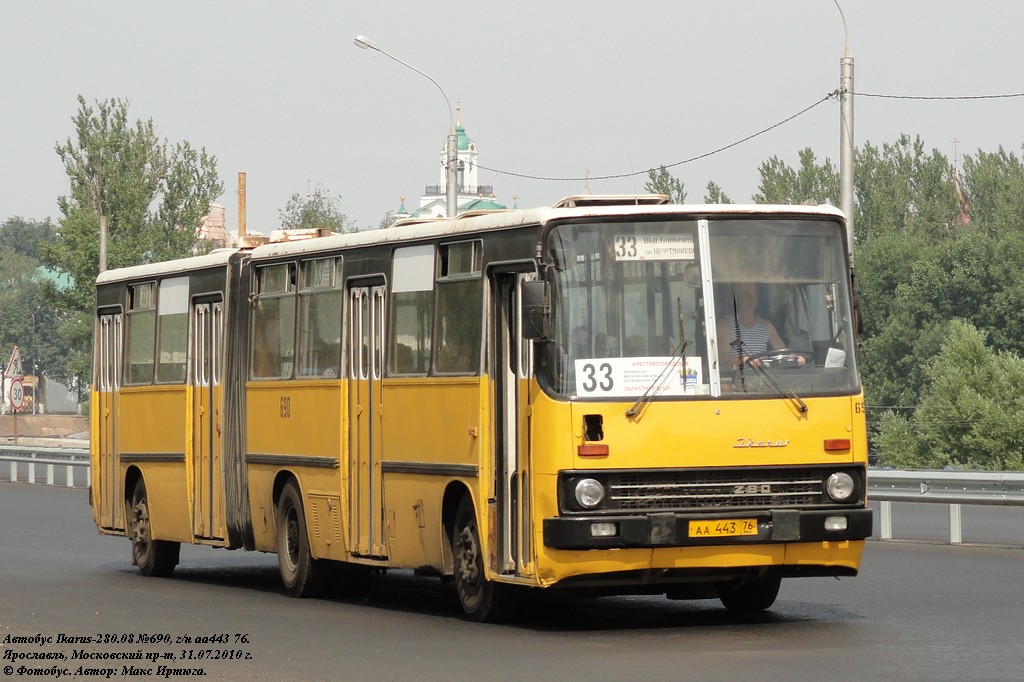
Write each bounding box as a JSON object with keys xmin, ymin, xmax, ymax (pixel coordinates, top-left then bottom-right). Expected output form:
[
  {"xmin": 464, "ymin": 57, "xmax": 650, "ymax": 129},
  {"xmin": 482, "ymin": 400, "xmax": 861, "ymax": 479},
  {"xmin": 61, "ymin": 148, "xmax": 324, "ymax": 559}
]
[{"xmin": 825, "ymin": 347, "xmax": 847, "ymax": 368}]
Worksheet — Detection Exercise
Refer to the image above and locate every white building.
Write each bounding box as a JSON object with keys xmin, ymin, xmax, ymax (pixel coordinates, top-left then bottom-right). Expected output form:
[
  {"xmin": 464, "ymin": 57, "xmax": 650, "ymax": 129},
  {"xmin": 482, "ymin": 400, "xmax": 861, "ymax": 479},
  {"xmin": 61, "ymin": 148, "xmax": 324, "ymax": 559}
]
[{"xmin": 396, "ymin": 108, "xmax": 508, "ymax": 220}]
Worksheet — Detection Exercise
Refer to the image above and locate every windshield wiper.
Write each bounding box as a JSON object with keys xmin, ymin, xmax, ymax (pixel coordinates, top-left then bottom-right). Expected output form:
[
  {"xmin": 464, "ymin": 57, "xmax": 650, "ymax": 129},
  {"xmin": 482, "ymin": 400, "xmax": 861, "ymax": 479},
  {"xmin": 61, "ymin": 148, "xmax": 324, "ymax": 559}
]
[
  {"xmin": 730, "ymin": 294, "xmax": 747, "ymax": 391},
  {"xmin": 744, "ymin": 357, "xmax": 808, "ymax": 413},
  {"xmin": 625, "ymin": 298, "xmax": 690, "ymax": 419}
]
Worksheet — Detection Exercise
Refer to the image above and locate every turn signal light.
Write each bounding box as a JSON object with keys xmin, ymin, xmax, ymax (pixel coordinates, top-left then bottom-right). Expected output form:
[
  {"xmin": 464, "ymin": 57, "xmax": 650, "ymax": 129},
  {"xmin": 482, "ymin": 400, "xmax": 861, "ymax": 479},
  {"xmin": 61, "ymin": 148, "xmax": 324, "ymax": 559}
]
[
  {"xmin": 578, "ymin": 444, "xmax": 609, "ymax": 457},
  {"xmin": 823, "ymin": 438, "xmax": 851, "ymax": 452}
]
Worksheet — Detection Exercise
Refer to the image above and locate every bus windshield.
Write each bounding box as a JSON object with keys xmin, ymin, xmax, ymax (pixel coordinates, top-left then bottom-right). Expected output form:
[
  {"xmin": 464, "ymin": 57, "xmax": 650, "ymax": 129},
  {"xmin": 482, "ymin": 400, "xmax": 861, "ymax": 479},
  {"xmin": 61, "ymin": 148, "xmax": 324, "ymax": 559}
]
[{"xmin": 539, "ymin": 216, "xmax": 859, "ymax": 400}]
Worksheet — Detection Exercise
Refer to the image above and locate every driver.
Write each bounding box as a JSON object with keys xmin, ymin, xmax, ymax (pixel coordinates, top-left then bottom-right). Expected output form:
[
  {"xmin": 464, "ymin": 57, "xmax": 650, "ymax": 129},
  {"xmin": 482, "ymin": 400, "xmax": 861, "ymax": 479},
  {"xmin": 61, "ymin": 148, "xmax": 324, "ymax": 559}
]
[{"xmin": 717, "ymin": 283, "xmax": 805, "ymax": 370}]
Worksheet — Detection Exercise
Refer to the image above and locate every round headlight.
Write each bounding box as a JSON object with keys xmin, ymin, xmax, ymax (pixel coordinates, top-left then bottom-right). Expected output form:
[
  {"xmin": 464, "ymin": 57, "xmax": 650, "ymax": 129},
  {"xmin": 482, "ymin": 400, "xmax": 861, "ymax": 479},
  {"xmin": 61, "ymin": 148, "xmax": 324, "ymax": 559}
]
[
  {"xmin": 574, "ymin": 478, "xmax": 605, "ymax": 509},
  {"xmin": 826, "ymin": 472, "xmax": 855, "ymax": 502}
]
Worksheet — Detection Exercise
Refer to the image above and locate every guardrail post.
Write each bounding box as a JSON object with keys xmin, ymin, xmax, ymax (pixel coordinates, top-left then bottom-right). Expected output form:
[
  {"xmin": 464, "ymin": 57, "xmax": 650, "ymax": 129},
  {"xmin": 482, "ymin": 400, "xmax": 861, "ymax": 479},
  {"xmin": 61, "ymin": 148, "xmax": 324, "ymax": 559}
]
[
  {"xmin": 880, "ymin": 500, "xmax": 893, "ymax": 540},
  {"xmin": 47, "ymin": 464, "xmax": 54, "ymax": 486},
  {"xmin": 28, "ymin": 462, "xmax": 36, "ymax": 484},
  {"xmin": 9, "ymin": 461, "xmax": 15, "ymax": 482},
  {"xmin": 949, "ymin": 503, "xmax": 962, "ymax": 544},
  {"xmin": 66, "ymin": 465, "xmax": 74, "ymax": 488}
]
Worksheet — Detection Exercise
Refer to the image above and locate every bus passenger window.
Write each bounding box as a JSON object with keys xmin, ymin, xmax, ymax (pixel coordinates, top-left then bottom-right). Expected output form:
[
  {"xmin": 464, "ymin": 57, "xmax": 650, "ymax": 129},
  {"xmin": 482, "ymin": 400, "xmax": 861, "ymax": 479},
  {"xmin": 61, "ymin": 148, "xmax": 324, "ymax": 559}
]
[
  {"xmin": 125, "ymin": 282, "xmax": 156, "ymax": 385},
  {"xmin": 251, "ymin": 263, "xmax": 296, "ymax": 379},
  {"xmin": 433, "ymin": 240, "xmax": 482, "ymax": 375},
  {"xmin": 434, "ymin": 279, "xmax": 482, "ymax": 374},
  {"xmin": 297, "ymin": 258, "xmax": 342, "ymax": 378},
  {"xmin": 388, "ymin": 245, "xmax": 436, "ymax": 376},
  {"xmin": 156, "ymin": 277, "xmax": 189, "ymax": 383}
]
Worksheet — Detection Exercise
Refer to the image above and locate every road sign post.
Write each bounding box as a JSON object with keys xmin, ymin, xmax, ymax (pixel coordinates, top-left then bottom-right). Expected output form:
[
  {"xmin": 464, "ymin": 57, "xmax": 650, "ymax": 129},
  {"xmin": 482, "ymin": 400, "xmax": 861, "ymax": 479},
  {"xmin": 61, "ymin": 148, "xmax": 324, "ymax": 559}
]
[{"xmin": 7, "ymin": 348, "xmax": 24, "ymax": 444}]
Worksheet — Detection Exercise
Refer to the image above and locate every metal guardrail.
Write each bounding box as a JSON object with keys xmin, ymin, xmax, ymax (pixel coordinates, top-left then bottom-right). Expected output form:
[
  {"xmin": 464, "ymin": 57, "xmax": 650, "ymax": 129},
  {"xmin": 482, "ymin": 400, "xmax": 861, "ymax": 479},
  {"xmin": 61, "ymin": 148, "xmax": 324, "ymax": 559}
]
[
  {"xmin": 0, "ymin": 444, "xmax": 90, "ymax": 488},
  {"xmin": 1, "ymin": 449, "xmax": 1019, "ymax": 545},
  {"xmin": 868, "ymin": 469, "xmax": 1024, "ymax": 544}
]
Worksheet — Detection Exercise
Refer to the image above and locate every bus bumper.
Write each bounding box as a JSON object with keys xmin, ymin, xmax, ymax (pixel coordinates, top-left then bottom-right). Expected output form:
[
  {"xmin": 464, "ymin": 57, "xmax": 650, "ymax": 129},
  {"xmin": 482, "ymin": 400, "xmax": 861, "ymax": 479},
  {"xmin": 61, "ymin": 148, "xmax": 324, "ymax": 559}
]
[{"xmin": 543, "ymin": 508, "xmax": 873, "ymax": 550}]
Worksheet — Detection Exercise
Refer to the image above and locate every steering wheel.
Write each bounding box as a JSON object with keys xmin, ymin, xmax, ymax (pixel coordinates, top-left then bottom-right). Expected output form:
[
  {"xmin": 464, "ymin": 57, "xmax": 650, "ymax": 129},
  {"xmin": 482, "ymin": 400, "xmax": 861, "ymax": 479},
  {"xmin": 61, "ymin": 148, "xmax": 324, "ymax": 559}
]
[{"xmin": 746, "ymin": 348, "xmax": 813, "ymax": 369}]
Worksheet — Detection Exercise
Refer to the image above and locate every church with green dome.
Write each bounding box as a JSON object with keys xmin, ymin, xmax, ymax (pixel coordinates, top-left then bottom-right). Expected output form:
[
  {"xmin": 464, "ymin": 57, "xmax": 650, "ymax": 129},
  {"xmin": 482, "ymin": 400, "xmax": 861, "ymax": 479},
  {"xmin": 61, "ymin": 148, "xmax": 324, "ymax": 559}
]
[{"xmin": 395, "ymin": 105, "xmax": 510, "ymax": 220}]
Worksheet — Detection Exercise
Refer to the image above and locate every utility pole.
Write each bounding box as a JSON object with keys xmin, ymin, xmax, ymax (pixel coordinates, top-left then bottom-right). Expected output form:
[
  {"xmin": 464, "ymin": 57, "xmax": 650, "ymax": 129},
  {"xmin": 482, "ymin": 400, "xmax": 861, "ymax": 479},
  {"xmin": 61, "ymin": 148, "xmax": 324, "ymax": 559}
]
[{"xmin": 836, "ymin": 1, "xmax": 855, "ymax": 258}]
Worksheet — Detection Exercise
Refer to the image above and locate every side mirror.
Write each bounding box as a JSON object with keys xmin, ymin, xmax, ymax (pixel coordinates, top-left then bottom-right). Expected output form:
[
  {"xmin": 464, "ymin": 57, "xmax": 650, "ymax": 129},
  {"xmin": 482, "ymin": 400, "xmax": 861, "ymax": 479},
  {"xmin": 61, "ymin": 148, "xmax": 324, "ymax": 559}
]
[{"xmin": 521, "ymin": 280, "xmax": 549, "ymax": 341}]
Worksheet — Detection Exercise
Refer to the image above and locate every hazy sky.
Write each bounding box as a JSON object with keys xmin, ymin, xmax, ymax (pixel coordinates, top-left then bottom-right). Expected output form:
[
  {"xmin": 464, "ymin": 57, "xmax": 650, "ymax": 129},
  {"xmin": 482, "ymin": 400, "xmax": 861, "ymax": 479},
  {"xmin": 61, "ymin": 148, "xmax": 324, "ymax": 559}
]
[{"xmin": 3, "ymin": 1, "xmax": 1023, "ymax": 233}]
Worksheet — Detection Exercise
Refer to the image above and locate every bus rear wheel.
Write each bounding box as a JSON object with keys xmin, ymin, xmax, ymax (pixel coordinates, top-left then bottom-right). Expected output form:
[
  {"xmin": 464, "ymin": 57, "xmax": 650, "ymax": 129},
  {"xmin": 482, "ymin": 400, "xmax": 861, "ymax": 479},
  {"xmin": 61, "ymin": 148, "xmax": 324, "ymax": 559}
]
[
  {"xmin": 128, "ymin": 478, "xmax": 179, "ymax": 577},
  {"xmin": 716, "ymin": 575, "xmax": 782, "ymax": 613},
  {"xmin": 452, "ymin": 497, "xmax": 515, "ymax": 622},
  {"xmin": 276, "ymin": 480, "xmax": 325, "ymax": 597}
]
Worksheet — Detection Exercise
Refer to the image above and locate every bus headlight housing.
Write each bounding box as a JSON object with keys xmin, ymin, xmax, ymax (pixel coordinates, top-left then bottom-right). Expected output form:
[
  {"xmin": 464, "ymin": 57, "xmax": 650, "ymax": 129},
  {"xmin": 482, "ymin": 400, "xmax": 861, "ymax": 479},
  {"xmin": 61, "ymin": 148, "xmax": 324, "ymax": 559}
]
[
  {"xmin": 574, "ymin": 478, "xmax": 605, "ymax": 509},
  {"xmin": 825, "ymin": 472, "xmax": 855, "ymax": 502}
]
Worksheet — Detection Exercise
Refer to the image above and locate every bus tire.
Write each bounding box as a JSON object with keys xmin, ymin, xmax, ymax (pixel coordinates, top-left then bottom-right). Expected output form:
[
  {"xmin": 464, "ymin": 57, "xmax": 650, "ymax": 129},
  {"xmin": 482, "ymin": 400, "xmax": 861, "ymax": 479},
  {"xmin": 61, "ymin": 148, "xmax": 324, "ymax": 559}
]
[
  {"xmin": 129, "ymin": 478, "xmax": 179, "ymax": 577},
  {"xmin": 452, "ymin": 497, "xmax": 515, "ymax": 622},
  {"xmin": 716, "ymin": 575, "xmax": 782, "ymax": 613},
  {"xmin": 276, "ymin": 480, "xmax": 325, "ymax": 597}
]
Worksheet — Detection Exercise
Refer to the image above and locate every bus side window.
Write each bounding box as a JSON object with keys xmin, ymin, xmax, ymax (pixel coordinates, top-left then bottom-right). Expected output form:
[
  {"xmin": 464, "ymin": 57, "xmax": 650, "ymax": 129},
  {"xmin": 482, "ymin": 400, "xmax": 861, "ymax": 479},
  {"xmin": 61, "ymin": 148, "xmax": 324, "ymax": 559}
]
[
  {"xmin": 251, "ymin": 263, "xmax": 296, "ymax": 380},
  {"xmin": 297, "ymin": 258, "xmax": 343, "ymax": 378},
  {"xmin": 125, "ymin": 282, "xmax": 156, "ymax": 385}
]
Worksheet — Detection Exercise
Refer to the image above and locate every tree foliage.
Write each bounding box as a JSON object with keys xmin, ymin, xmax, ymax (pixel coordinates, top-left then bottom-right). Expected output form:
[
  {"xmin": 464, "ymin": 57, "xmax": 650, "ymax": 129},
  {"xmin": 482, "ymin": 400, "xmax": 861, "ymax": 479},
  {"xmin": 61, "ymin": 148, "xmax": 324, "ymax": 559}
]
[
  {"xmin": 41, "ymin": 96, "xmax": 223, "ymax": 381},
  {"xmin": 278, "ymin": 186, "xmax": 353, "ymax": 233},
  {"xmin": 0, "ymin": 218, "xmax": 74, "ymax": 383},
  {"xmin": 877, "ymin": 321, "xmax": 1024, "ymax": 470},
  {"xmin": 703, "ymin": 181, "xmax": 732, "ymax": 204},
  {"xmin": 644, "ymin": 166, "xmax": 687, "ymax": 203},
  {"xmin": 753, "ymin": 148, "xmax": 838, "ymax": 205},
  {"xmin": 45, "ymin": 96, "xmax": 222, "ymax": 309}
]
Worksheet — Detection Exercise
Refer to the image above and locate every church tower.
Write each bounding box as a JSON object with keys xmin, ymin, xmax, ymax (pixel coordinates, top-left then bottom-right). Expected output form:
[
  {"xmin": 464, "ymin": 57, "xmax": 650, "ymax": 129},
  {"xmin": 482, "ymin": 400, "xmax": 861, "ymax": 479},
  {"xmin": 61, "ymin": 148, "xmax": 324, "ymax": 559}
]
[{"xmin": 409, "ymin": 103, "xmax": 505, "ymax": 219}]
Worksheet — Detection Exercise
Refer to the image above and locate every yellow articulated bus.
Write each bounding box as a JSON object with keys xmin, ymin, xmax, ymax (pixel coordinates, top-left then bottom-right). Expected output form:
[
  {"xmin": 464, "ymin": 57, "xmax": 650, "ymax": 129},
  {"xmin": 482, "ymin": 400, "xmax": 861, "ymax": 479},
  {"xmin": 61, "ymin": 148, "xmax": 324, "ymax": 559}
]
[{"xmin": 91, "ymin": 195, "xmax": 872, "ymax": 621}]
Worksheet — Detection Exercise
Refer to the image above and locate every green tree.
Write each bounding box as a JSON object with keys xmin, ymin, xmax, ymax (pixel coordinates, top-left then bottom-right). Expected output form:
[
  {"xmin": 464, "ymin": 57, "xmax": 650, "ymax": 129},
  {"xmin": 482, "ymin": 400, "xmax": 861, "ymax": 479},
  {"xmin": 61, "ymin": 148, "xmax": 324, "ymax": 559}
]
[
  {"xmin": 278, "ymin": 186, "xmax": 353, "ymax": 233},
  {"xmin": 43, "ymin": 96, "xmax": 223, "ymax": 379},
  {"xmin": 377, "ymin": 210, "xmax": 397, "ymax": 230},
  {"xmin": 703, "ymin": 181, "xmax": 732, "ymax": 204},
  {"xmin": 644, "ymin": 166, "xmax": 686, "ymax": 203},
  {"xmin": 854, "ymin": 134, "xmax": 961, "ymax": 243},
  {"xmin": 961, "ymin": 144, "xmax": 1024, "ymax": 239},
  {"xmin": 0, "ymin": 218, "xmax": 74, "ymax": 385},
  {"xmin": 876, "ymin": 321, "xmax": 1024, "ymax": 470},
  {"xmin": 753, "ymin": 148, "xmax": 838, "ymax": 205}
]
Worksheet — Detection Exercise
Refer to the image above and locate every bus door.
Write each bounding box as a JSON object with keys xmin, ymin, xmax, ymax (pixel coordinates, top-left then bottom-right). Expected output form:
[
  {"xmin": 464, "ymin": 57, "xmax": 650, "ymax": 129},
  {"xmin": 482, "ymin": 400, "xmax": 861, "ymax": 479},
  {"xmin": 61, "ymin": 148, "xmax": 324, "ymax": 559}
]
[
  {"xmin": 96, "ymin": 313, "xmax": 124, "ymax": 530},
  {"xmin": 191, "ymin": 300, "xmax": 224, "ymax": 540},
  {"xmin": 348, "ymin": 283, "xmax": 387, "ymax": 557},
  {"xmin": 491, "ymin": 271, "xmax": 534, "ymax": 574}
]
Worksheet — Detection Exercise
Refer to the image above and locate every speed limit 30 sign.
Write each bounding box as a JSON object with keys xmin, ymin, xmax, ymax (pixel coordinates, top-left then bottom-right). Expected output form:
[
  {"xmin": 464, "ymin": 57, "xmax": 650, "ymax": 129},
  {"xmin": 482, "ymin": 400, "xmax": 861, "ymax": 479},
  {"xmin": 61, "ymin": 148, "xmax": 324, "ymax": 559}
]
[{"xmin": 8, "ymin": 377, "xmax": 25, "ymax": 411}]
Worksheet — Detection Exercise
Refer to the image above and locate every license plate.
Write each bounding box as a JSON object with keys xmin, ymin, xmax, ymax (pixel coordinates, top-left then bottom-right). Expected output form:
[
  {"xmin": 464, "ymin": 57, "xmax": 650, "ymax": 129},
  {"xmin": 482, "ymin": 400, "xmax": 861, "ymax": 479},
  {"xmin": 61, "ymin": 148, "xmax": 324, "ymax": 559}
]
[{"xmin": 688, "ymin": 518, "xmax": 758, "ymax": 538}]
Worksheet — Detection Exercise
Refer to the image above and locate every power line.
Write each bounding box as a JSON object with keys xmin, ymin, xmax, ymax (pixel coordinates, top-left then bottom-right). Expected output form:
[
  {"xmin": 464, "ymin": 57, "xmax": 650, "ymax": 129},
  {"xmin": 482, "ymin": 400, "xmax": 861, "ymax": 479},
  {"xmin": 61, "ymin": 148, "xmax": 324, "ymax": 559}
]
[
  {"xmin": 475, "ymin": 88, "xmax": 1024, "ymax": 185},
  {"xmin": 475, "ymin": 91, "xmax": 838, "ymax": 183},
  {"xmin": 855, "ymin": 91, "xmax": 1024, "ymax": 101}
]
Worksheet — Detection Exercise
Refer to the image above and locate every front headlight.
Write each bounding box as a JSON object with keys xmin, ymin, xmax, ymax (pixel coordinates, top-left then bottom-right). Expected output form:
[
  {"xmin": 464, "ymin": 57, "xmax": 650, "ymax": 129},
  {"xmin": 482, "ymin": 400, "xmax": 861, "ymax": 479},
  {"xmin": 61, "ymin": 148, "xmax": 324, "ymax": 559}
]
[
  {"xmin": 574, "ymin": 478, "xmax": 605, "ymax": 509},
  {"xmin": 825, "ymin": 472, "xmax": 856, "ymax": 502}
]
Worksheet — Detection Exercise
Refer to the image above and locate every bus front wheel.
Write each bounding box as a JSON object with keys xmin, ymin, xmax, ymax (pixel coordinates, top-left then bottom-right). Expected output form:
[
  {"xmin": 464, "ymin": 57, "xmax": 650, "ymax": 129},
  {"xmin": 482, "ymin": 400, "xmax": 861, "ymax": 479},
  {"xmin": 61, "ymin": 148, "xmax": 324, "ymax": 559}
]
[
  {"xmin": 276, "ymin": 480, "xmax": 325, "ymax": 597},
  {"xmin": 128, "ymin": 478, "xmax": 179, "ymax": 577},
  {"xmin": 452, "ymin": 497, "xmax": 515, "ymax": 622},
  {"xmin": 716, "ymin": 575, "xmax": 782, "ymax": 613}
]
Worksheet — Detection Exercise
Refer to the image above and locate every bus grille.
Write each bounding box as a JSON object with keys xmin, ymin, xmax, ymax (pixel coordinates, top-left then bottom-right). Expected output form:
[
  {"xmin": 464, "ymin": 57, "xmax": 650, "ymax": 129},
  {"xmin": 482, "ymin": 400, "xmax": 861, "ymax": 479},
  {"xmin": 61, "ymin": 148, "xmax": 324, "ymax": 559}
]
[{"xmin": 608, "ymin": 469, "xmax": 825, "ymax": 512}]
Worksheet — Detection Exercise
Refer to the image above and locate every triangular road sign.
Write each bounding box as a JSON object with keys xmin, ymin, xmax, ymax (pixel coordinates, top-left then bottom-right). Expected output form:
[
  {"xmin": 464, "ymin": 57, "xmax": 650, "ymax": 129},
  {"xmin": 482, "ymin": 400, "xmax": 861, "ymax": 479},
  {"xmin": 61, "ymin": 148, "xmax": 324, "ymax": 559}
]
[{"xmin": 6, "ymin": 345, "xmax": 22, "ymax": 378}]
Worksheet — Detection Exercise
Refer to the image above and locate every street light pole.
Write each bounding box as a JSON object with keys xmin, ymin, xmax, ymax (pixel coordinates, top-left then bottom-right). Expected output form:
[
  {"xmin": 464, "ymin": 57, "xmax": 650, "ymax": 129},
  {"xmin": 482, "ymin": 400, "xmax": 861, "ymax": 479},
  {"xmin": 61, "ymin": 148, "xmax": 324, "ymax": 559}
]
[
  {"xmin": 354, "ymin": 35, "xmax": 459, "ymax": 218},
  {"xmin": 835, "ymin": 1, "xmax": 855, "ymax": 256}
]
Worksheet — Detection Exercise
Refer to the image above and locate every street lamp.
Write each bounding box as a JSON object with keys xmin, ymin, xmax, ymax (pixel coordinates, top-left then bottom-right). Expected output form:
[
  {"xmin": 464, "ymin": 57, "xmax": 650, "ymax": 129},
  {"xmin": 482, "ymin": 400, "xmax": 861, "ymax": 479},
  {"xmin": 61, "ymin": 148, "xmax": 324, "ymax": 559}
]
[
  {"xmin": 834, "ymin": 0, "xmax": 855, "ymax": 255},
  {"xmin": 354, "ymin": 35, "xmax": 459, "ymax": 219}
]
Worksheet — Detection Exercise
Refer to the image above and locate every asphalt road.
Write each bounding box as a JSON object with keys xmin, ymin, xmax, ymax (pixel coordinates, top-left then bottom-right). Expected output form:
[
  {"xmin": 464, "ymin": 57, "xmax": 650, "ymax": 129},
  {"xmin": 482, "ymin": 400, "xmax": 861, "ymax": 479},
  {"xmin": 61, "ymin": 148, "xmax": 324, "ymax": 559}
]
[{"xmin": 1, "ymin": 483, "xmax": 1023, "ymax": 681}]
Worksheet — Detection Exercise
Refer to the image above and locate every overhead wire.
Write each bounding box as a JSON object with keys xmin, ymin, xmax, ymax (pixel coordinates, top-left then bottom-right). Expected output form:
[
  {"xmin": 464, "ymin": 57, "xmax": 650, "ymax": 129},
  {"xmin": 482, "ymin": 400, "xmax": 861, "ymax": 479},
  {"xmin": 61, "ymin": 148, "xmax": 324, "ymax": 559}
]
[
  {"xmin": 475, "ymin": 91, "xmax": 839, "ymax": 183},
  {"xmin": 473, "ymin": 88, "xmax": 1024, "ymax": 185},
  {"xmin": 855, "ymin": 91, "xmax": 1024, "ymax": 101}
]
